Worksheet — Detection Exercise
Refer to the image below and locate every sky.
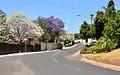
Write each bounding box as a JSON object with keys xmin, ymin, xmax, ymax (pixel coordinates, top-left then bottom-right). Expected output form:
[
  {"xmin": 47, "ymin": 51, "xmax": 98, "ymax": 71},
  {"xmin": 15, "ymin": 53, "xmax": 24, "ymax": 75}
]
[{"xmin": 0, "ymin": 0, "xmax": 119, "ymax": 33}]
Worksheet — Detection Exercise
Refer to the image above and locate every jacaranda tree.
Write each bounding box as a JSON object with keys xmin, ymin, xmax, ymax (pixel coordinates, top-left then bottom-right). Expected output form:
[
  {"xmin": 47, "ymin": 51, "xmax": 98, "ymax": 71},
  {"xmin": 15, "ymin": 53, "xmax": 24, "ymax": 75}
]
[
  {"xmin": 44, "ymin": 16, "xmax": 65, "ymax": 43},
  {"xmin": 44, "ymin": 16, "xmax": 65, "ymax": 34}
]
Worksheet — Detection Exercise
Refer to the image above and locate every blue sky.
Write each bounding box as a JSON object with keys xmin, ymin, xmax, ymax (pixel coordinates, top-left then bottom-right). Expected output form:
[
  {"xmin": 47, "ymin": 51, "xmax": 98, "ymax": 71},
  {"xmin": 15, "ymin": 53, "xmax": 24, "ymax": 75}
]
[{"xmin": 0, "ymin": 0, "xmax": 119, "ymax": 33}]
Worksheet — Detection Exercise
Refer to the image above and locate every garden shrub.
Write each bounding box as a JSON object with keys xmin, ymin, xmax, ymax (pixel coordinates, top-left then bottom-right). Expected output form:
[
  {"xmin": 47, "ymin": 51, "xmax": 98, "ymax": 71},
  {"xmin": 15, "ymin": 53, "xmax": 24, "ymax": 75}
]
[{"xmin": 81, "ymin": 37, "xmax": 117, "ymax": 54}]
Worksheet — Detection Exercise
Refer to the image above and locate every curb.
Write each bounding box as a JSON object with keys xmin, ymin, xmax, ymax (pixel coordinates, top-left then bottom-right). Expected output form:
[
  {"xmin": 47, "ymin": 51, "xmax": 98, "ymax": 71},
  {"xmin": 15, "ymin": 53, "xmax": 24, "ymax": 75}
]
[
  {"xmin": 0, "ymin": 50, "xmax": 59, "ymax": 58},
  {"xmin": 63, "ymin": 44, "xmax": 77, "ymax": 50},
  {"xmin": 80, "ymin": 58, "xmax": 120, "ymax": 71}
]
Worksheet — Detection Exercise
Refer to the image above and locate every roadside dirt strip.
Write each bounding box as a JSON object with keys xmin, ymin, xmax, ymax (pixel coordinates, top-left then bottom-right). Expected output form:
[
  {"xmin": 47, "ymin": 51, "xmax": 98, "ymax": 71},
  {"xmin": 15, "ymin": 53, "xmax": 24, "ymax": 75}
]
[
  {"xmin": 73, "ymin": 50, "xmax": 120, "ymax": 71},
  {"xmin": 80, "ymin": 58, "xmax": 120, "ymax": 71}
]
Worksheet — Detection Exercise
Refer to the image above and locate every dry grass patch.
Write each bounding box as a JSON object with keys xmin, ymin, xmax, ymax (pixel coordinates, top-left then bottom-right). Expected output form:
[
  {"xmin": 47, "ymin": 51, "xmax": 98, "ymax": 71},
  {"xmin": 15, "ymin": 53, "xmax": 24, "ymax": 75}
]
[{"xmin": 83, "ymin": 49, "xmax": 120, "ymax": 66}]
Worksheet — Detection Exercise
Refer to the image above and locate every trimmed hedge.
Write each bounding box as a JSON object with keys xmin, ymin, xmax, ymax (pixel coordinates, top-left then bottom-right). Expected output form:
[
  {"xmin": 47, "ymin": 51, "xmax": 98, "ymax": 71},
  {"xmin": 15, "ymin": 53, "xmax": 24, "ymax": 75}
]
[{"xmin": 80, "ymin": 46, "xmax": 111, "ymax": 54}]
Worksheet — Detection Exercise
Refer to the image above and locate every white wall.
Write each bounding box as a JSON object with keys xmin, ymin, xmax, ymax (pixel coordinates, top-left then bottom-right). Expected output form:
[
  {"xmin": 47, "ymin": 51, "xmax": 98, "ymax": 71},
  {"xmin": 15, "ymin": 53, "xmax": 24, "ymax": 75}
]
[
  {"xmin": 74, "ymin": 39, "xmax": 85, "ymax": 43},
  {"xmin": 75, "ymin": 39, "xmax": 97, "ymax": 44}
]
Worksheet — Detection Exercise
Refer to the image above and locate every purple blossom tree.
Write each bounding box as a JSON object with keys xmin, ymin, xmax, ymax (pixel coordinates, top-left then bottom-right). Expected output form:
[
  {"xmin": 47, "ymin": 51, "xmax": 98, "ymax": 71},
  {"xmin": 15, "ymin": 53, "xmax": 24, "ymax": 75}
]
[{"xmin": 44, "ymin": 16, "xmax": 65, "ymax": 35}]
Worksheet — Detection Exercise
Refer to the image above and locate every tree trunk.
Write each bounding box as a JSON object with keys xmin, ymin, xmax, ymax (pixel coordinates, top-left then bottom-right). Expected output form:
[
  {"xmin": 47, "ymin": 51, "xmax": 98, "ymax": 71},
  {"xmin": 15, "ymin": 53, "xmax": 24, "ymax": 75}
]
[
  {"xmin": 33, "ymin": 41, "xmax": 35, "ymax": 51},
  {"xmin": 85, "ymin": 38, "xmax": 88, "ymax": 43},
  {"xmin": 25, "ymin": 41, "xmax": 27, "ymax": 52},
  {"xmin": 46, "ymin": 41, "xmax": 48, "ymax": 50}
]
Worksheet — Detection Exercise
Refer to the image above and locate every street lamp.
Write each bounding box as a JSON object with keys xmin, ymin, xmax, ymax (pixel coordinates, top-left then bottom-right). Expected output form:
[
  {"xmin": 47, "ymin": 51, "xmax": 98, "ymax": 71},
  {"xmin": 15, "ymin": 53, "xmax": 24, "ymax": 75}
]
[
  {"xmin": 77, "ymin": 14, "xmax": 80, "ymax": 16},
  {"xmin": 89, "ymin": 13, "xmax": 94, "ymax": 42},
  {"xmin": 77, "ymin": 14, "xmax": 84, "ymax": 43},
  {"xmin": 76, "ymin": 14, "xmax": 80, "ymax": 33},
  {"xmin": 89, "ymin": 13, "xmax": 94, "ymax": 24}
]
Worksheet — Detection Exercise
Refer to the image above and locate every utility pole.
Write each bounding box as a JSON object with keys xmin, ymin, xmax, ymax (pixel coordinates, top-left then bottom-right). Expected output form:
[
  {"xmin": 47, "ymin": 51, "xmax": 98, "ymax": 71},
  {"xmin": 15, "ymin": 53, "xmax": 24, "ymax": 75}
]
[{"xmin": 77, "ymin": 14, "xmax": 83, "ymax": 43}]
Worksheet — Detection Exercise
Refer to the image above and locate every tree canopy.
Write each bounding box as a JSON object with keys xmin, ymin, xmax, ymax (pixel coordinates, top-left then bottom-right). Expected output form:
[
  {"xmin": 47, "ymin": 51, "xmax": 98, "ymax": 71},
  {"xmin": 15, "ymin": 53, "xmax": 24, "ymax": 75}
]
[
  {"xmin": 80, "ymin": 0, "xmax": 120, "ymax": 51},
  {"xmin": 6, "ymin": 13, "xmax": 44, "ymax": 43},
  {"xmin": 36, "ymin": 16, "xmax": 66, "ymax": 43},
  {"xmin": 80, "ymin": 21, "xmax": 91, "ymax": 42},
  {"xmin": 94, "ymin": 11, "xmax": 106, "ymax": 40}
]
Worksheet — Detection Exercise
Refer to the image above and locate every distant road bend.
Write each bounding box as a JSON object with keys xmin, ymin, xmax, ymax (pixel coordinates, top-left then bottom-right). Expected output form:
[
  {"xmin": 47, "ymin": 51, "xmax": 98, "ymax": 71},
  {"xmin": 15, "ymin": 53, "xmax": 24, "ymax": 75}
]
[{"xmin": 0, "ymin": 44, "xmax": 120, "ymax": 75}]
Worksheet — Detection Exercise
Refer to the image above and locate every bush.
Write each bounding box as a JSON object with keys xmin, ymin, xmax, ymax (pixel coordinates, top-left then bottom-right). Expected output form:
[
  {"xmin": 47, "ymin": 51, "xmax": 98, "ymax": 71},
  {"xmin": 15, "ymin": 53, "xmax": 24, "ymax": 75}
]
[
  {"xmin": 81, "ymin": 37, "xmax": 116, "ymax": 54},
  {"xmin": 80, "ymin": 47, "xmax": 92, "ymax": 54},
  {"xmin": 96, "ymin": 37, "xmax": 117, "ymax": 50},
  {"xmin": 81, "ymin": 46, "xmax": 107, "ymax": 54}
]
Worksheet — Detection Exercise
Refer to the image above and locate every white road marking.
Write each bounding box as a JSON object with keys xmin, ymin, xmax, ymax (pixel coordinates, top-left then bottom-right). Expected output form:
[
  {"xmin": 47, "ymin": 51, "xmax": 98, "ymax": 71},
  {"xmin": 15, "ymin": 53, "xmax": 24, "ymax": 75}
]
[
  {"xmin": 52, "ymin": 54, "xmax": 56, "ymax": 59},
  {"xmin": 76, "ymin": 68, "xmax": 81, "ymax": 71},
  {"xmin": 53, "ymin": 59, "xmax": 59, "ymax": 63},
  {"xmin": 52, "ymin": 51, "xmax": 81, "ymax": 71},
  {"xmin": 52, "ymin": 52, "xmax": 61, "ymax": 64}
]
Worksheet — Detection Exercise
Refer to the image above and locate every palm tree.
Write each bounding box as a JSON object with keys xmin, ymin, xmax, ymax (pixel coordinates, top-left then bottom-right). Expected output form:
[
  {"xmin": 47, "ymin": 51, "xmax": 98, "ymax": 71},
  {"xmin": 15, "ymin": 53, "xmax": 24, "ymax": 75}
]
[
  {"xmin": 102, "ymin": 6, "xmax": 107, "ymax": 11},
  {"xmin": 102, "ymin": 6, "xmax": 107, "ymax": 12}
]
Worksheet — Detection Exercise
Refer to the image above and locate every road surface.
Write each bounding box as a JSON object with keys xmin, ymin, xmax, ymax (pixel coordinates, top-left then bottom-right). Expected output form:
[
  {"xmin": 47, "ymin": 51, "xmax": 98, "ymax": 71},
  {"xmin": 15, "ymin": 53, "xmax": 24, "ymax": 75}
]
[{"xmin": 0, "ymin": 44, "xmax": 120, "ymax": 75}]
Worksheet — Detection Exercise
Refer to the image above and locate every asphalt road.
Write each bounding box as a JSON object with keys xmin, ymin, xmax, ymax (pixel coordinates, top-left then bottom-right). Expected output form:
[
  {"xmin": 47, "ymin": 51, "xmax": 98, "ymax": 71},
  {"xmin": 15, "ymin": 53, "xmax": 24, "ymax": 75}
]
[{"xmin": 0, "ymin": 44, "xmax": 120, "ymax": 75}]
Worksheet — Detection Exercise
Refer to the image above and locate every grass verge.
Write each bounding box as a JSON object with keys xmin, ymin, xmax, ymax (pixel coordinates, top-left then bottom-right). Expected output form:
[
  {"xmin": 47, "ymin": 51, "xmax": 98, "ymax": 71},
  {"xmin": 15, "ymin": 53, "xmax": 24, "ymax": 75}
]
[
  {"xmin": 83, "ymin": 48, "xmax": 120, "ymax": 66},
  {"xmin": 73, "ymin": 49, "xmax": 120, "ymax": 71}
]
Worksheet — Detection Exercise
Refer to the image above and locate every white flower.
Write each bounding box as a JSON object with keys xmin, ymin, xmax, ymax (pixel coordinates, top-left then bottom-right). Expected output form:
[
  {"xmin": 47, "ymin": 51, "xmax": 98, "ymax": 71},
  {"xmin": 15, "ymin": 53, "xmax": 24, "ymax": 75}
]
[{"xmin": 6, "ymin": 13, "xmax": 44, "ymax": 42}]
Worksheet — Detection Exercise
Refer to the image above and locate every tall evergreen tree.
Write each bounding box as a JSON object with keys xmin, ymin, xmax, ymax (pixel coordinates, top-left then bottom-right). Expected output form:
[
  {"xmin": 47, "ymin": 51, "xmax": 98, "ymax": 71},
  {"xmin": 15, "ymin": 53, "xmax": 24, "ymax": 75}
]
[
  {"xmin": 80, "ymin": 21, "xmax": 91, "ymax": 42},
  {"xmin": 94, "ymin": 11, "xmax": 106, "ymax": 40},
  {"xmin": 106, "ymin": 0, "xmax": 116, "ymax": 18}
]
